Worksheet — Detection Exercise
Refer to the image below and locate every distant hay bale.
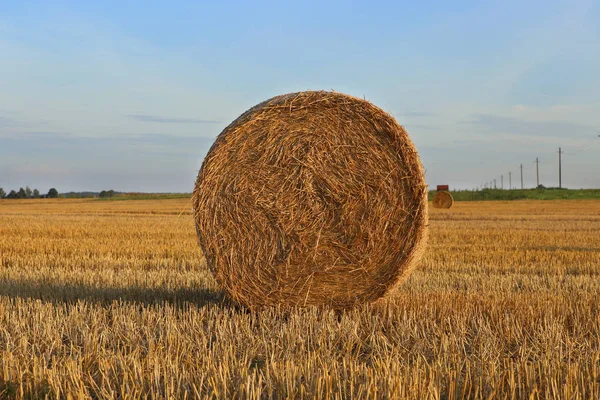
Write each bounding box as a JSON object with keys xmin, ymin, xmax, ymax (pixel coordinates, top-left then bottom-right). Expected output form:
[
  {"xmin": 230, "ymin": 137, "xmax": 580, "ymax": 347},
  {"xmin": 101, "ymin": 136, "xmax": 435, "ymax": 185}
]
[
  {"xmin": 432, "ymin": 191, "xmax": 454, "ymax": 209},
  {"xmin": 192, "ymin": 91, "xmax": 428, "ymax": 309}
]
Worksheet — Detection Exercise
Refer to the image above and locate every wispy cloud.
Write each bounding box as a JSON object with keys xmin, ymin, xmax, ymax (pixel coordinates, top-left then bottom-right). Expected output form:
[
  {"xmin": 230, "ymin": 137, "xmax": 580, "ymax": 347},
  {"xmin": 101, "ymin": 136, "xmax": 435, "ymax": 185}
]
[
  {"xmin": 0, "ymin": 117, "xmax": 15, "ymax": 127},
  {"xmin": 0, "ymin": 131, "xmax": 216, "ymax": 156},
  {"xmin": 128, "ymin": 114, "xmax": 222, "ymax": 124},
  {"xmin": 461, "ymin": 114, "xmax": 597, "ymax": 138},
  {"xmin": 0, "ymin": 132, "xmax": 213, "ymax": 192},
  {"xmin": 404, "ymin": 123, "xmax": 436, "ymax": 130},
  {"xmin": 0, "ymin": 131, "xmax": 71, "ymax": 140},
  {"xmin": 400, "ymin": 111, "xmax": 436, "ymax": 117}
]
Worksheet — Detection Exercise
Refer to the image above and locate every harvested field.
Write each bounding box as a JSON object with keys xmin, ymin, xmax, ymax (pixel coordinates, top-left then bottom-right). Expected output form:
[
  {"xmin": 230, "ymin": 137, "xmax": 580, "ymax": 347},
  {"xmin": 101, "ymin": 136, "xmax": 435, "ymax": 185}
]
[{"xmin": 1, "ymin": 198, "xmax": 599, "ymax": 398}]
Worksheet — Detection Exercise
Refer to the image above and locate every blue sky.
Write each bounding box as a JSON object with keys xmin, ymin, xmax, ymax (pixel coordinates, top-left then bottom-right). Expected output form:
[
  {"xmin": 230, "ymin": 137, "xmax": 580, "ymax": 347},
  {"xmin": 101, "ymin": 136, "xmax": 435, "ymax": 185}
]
[{"xmin": 1, "ymin": 0, "xmax": 599, "ymax": 193}]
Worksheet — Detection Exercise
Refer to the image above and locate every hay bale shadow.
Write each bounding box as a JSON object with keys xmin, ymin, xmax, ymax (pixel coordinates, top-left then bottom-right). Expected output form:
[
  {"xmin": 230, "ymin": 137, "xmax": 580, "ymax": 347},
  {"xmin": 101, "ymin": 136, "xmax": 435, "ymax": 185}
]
[{"xmin": 0, "ymin": 278, "xmax": 232, "ymax": 309}]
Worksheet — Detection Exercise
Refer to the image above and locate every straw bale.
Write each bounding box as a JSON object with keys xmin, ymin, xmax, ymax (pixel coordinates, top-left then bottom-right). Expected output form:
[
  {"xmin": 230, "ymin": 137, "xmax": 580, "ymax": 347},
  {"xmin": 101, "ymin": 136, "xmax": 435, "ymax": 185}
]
[
  {"xmin": 432, "ymin": 191, "xmax": 454, "ymax": 209},
  {"xmin": 192, "ymin": 91, "xmax": 428, "ymax": 309}
]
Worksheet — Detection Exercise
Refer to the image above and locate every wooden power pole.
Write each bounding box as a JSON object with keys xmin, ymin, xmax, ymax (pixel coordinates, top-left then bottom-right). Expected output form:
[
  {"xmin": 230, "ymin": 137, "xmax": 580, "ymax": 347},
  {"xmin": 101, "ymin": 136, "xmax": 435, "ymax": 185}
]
[
  {"xmin": 520, "ymin": 164, "xmax": 524, "ymax": 189},
  {"xmin": 535, "ymin": 158, "xmax": 540, "ymax": 188},
  {"xmin": 558, "ymin": 147, "xmax": 563, "ymax": 189}
]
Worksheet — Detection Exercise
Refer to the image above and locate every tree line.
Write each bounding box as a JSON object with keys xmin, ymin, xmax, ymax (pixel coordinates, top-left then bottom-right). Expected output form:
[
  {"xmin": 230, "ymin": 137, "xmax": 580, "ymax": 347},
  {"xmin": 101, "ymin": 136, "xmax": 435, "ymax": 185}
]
[{"xmin": 0, "ymin": 187, "xmax": 58, "ymax": 199}]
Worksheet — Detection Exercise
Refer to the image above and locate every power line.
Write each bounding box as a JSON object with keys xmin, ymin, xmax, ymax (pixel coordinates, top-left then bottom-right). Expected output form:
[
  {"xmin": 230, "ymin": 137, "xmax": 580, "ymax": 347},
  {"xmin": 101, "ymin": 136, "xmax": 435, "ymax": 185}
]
[
  {"xmin": 477, "ymin": 133, "xmax": 598, "ymax": 191},
  {"xmin": 565, "ymin": 132, "xmax": 600, "ymax": 155}
]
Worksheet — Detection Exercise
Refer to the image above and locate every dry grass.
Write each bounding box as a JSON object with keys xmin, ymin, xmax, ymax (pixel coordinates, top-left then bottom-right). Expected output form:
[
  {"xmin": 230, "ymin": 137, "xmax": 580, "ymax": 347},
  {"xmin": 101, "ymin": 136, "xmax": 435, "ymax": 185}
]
[
  {"xmin": 1, "ymin": 198, "xmax": 599, "ymax": 399},
  {"xmin": 193, "ymin": 91, "xmax": 428, "ymax": 309}
]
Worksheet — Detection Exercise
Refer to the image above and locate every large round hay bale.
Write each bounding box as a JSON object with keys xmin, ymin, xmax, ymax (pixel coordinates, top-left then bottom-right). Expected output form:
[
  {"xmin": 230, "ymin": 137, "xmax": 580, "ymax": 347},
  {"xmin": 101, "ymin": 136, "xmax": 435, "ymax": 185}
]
[
  {"xmin": 432, "ymin": 191, "xmax": 454, "ymax": 209},
  {"xmin": 192, "ymin": 91, "xmax": 428, "ymax": 309}
]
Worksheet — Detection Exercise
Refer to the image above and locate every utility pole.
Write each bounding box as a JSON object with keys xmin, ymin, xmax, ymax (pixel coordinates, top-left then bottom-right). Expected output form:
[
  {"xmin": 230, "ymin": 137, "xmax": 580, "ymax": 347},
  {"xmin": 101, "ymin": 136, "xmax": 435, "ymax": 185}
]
[
  {"xmin": 520, "ymin": 164, "xmax": 524, "ymax": 190},
  {"xmin": 509, "ymin": 171, "xmax": 512, "ymax": 190},
  {"xmin": 535, "ymin": 158, "xmax": 540, "ymax": 188},
  {"xmin": 501, "ymin": 175, "xmax": 504, "ymax": 189},
  {"xmin": 558, "ymin": 147, "xmax": 563, "ymax": 189}
]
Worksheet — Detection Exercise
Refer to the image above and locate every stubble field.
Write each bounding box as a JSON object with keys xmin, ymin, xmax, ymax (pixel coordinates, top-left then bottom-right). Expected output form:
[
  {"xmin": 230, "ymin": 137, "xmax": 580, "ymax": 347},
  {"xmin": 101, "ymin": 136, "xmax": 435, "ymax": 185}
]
[{"xmin": 0, "ymin": 198, "xmax": 599, "ymax": 399}]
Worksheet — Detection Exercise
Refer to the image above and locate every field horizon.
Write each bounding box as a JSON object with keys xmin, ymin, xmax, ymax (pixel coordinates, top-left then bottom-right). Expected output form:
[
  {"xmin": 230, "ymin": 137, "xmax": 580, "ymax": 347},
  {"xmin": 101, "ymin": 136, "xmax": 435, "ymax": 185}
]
[{"xmin": 3, "ymin": 186, "xmax": 599, "ymax": 203}]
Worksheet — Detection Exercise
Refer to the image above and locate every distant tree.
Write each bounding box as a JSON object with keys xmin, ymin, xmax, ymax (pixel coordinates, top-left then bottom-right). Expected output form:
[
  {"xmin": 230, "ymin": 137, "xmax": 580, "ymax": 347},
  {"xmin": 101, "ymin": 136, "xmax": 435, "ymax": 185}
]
[
  {"xmin": 0, "ymin": 188, "xmax": 5, "ymax": 198},
  {"xmin": 33, "ymin": 189, "xmax": 40, "ymax": 198},
  {"xmin": 17, "ymin": 188, "xmax": 26, "ymax": 199},
  {"xmin": 7, "ymin": 190, "xmax": 17, "ymax": 199},
  {"xmin": 99, "ymin": 190, "xmax": 116, "ymax": 198},
  {"xmin": 25, "ymin": 186, "xmax": 32, "ymax": 198},
  {"xmin": 47, "ymin": 188, "xmax": 59, "ymax": 198}
]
